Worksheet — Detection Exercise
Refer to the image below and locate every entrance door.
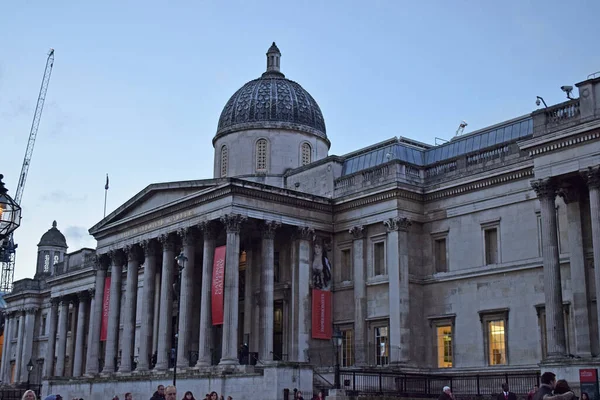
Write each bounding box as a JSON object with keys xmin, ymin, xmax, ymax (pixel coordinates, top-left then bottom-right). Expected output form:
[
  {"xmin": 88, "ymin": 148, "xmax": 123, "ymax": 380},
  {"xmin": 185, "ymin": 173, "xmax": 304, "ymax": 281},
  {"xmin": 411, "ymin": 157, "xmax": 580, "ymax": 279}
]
[
  {"xmin": 212, "ymin": 325, "xmax": 222, "ymax": 365},
  {"xmin": 273, "ymin": 301, "xmax": 284, "ymax": 361}
]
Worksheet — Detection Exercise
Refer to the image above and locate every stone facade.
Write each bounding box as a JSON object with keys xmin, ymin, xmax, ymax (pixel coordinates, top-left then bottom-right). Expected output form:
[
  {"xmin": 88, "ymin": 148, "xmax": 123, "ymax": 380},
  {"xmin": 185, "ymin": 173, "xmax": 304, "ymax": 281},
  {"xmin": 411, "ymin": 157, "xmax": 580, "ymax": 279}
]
[{"xmin": 2, "ymin": 44, "xmax": 600, "ymax": 400}]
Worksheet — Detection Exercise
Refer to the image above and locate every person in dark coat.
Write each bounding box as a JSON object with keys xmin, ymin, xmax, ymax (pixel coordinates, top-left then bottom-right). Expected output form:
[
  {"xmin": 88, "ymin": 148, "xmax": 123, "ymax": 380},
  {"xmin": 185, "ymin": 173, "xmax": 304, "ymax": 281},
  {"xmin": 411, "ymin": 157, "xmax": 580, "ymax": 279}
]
[
  {"xmin": 497, "ymin": 383, "xmax": 518, "ymax": 400},
  {"xmin": 533, "ymin": 372, "xmax": 575, "ymax": 400},
  {"xmin": 438, "ymin": 386, "xmax": 454, "ymax": 400},
  {"xmin": 150, "ymin": 385, "xmax": 166, "ymax": 400}
]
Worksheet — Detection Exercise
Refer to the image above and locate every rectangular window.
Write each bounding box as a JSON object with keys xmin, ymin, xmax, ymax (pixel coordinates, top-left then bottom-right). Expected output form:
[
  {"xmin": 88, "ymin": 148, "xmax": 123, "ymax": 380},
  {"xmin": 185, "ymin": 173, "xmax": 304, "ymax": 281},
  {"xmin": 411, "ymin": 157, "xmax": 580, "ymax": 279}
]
[
  {"xmin": 479, "ymin": 309, "xmax": 509, "ymax": 366},
  {"xmin": 374, "ymin": 326, "xmax": 389, "ymax": 366},
  {"xmin": 434, "ymin": 237, "xmax": 448, "ymax": 273},
  {"xmin": 373, "ymin": 241, "xmax": 386, "ymax": 276},
  {"xmin": 340, "ymin": 328, "xmax": 355, "ymax": 367},
  {"xmin": 340, "ymin": 248, "xmax": 352, "ymax": 282},
  {"xmin": 436, "ymin": 325, "xmax": 453, "ymax": 368},
  {"xmin": 274, "ymin": 251, "xmax": 280, "ymax": 284},
  {"xmin": 41, "ymin": 315, "xmax": 47, "ymax": 336},
  {"xmin": 14, "ymin": 319, "xmax": 19, "ymax": 337},
  {"xmin": 484, "ymin": 228, "xmax": 499, "ymax": 265}
]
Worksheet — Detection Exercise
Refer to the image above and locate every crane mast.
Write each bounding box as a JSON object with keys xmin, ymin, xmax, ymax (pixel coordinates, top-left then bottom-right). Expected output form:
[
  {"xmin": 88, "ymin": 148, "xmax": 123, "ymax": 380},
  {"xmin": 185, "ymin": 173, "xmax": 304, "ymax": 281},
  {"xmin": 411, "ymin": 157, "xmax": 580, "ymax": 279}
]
[{"xmin": 0, "ymin": 48, "xmax": 54, "ymax": 293}]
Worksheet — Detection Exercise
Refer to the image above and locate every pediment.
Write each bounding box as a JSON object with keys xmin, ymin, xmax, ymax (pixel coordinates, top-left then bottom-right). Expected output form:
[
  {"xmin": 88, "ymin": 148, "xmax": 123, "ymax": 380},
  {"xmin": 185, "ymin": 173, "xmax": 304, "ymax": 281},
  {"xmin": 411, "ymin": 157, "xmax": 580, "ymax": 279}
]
[{"xmin": 90, "ymin": 179, "xmax": 220, "ymax": 233}]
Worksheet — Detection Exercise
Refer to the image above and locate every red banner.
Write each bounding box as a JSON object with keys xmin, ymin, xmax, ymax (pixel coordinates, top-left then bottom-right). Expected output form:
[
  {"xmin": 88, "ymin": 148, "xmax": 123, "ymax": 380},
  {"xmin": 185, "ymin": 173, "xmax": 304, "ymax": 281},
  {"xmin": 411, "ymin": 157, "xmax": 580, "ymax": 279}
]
[
  {"xmin": 100, "ymin": 276, "xmax": 111, "ymax": 341},
  {"xmin": 312, "ymin": 289, "xmax": 332, "ymax": 339},
  {"xmin": 211, "ymin": 246, "xmax": 226, "ymax": 326},
  {"xmin": 580, "ymin": 369, "xmax": 597, "ymax": 383}
]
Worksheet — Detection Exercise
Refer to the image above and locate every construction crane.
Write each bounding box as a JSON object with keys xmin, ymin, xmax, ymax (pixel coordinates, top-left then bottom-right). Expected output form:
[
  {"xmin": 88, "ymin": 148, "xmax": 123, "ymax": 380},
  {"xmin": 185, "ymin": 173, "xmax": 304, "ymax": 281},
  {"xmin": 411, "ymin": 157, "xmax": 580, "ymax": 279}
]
[{"xmin": 0, "ymin": 48, "xmax": 55, "ymax": 293}]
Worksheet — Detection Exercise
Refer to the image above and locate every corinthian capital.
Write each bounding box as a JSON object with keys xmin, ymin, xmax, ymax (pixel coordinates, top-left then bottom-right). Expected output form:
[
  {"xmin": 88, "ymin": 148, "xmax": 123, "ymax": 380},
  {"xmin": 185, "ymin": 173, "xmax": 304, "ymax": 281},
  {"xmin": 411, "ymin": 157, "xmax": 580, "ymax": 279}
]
[
  {"xmin": 123, "ymin": 244, "xmax": 141, "ymax": 262},
  {"xmin": 349, "ymin": 226, "xmax": 364, "ymax": 240},
  {"xmin": 384, "ymin": 217, "xmax": 411, "ymax": 232},
  {"xmin": 558, "ymin": 185, "xmax": 582, "ymax": 204},
  {"xmin": 107, "ymin": 249, "xmax": 126, "ymax": 267},
  {"xmin": 585, "ymin": 166, "xmax": 600, "ymax": 189},
  {"xmin": 296, "ymin": 226, "xmax": 315, "ymax": 241},
  {"xmin": 140, "ymin": 239, "xmax": 159, "ymax": 257},
  {"xmin": 220, "ymin": 214, "xmax": 247, "ymax": 233},
  {"xmin": 198, "ymin": 221, "xmax": 217, "ymax": 240},
  {"xmin": 531, "ymin": 178, "xmax": 557, "ymax": 199},
  {"xmin": 262, "ymin": 221, "xmax": 281, "ymax": 240},
  {"xmin": 158, "ymin": 233, "xmax": 175, "ymax": 251},
  {"xmin": 177, "ymin": 227, "xmax": 197, "ymax": 246}
]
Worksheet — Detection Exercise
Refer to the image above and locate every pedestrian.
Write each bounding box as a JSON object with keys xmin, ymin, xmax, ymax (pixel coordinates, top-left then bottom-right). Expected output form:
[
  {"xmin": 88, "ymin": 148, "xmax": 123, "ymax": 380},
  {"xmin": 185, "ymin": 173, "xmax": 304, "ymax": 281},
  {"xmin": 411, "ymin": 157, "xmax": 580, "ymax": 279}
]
[
  {"xmin": 439, "ymin": 386, "xmax": 454, "ymax": 400},
  {"xmin": 125, "ymin": 393, "xmax": 133, "ymax": 400},
  {"xmin": 22, "ymin": 390, "xmax": 36, "ymax": 400},
  {"xmin": 497, "ymin": 383, "xmax": 517, "ymax": 400},
  {"xmin": 151, "ymin": 385, "xmax": 166, "ymax": 400},
  {"xmin": 182, "ymin": 392, "xmax": 196, "ymax": 400},
  {"xmin": 533, "ymin": 372, "xmax": 575, "ymax": 400},
  {"xmin": 165, "ymin": 386, "xmax": 177, "ymax": 400}
]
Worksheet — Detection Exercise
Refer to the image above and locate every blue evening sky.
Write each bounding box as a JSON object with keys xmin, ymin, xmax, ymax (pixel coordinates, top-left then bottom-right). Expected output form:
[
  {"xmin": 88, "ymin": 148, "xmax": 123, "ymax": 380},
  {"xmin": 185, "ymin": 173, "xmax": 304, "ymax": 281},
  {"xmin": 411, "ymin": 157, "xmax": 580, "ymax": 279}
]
[{"xmin": 1, "ymin": 1, "xmax": 599, "ymax": 280}]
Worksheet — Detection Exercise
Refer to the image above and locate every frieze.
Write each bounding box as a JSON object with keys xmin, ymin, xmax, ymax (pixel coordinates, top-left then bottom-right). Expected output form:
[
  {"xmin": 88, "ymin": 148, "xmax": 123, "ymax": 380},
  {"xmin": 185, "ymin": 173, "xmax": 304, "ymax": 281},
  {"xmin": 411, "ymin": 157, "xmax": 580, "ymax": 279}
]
[{"xmin": 115, "ymin": 210, "xmax": 196, "ymax": 241}]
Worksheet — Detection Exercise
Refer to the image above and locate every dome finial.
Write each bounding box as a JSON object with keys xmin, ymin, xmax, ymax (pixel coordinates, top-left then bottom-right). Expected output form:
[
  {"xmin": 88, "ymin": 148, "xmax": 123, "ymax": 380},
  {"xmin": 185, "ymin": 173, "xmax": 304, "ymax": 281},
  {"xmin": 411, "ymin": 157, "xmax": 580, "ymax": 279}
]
[
  {"xmin": 265, "ymin": 42, "xmax": 282, "ymax": 75},
  {"xmin": 52, "ymin": 220, "xmax": 57, "ymax": 228}
]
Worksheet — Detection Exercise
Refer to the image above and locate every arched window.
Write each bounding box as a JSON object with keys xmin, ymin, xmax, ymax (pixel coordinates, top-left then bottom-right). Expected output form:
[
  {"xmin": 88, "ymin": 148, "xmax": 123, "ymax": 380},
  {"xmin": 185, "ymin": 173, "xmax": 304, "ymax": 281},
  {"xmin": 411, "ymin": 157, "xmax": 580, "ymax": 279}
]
[
  {"xmin": 256, "ymin": 139, "xmax": 268, "ymax": 171},
  {"xmin": 220, "ymin": 145, "xmax": 228, "ymax": 177},
  {"xmin": 301, "ymin": 142, "xmax": 312, "ymax": 166}
]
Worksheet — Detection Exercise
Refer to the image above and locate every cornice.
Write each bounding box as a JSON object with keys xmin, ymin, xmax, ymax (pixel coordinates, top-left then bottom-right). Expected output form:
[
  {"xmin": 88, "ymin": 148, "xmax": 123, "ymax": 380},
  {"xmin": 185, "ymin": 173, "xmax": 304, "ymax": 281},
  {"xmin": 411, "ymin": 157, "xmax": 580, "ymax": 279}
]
[
  {"xmin": 334, "ymin": 187, "xmax": 422, "ymax": 212},
  {"xmin": 519, "ymin": 119, "xmax": 600, "ymax": 154},
  {"xmin": 232, "ymin": 185, "xmax": 332, "ymax": 213},
  {"xmin": 525, "ymin": 129, "xmax": 600, "ymax": 157}
]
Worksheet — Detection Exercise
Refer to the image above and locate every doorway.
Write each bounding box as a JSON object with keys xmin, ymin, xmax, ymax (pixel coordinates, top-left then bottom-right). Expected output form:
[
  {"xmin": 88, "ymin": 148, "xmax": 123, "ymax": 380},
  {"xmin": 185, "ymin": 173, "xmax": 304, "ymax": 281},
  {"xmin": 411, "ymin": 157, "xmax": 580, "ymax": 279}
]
[{"xmin": 274, "ymin": 301, "xmax": 284, "ymax": 361}]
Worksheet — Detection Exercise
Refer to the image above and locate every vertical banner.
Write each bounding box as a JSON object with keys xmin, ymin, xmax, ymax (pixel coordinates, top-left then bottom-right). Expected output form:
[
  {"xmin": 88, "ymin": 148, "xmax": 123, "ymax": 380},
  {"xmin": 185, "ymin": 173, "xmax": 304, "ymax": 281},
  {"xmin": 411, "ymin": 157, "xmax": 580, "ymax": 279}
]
[
  {"xmin": 580, "ymin": 369, "xmax": 599, "ymax": 400},
  {"xmin": 211, "ymin": 245, "xmax": 226, "ymax": 326},
  {"xmin": 312, "ymin": 289, "xmax": 332, "ymax": 339},
  {"xmin": 100, "ymin": 276, "xmax": 111, "ymax": 341}
]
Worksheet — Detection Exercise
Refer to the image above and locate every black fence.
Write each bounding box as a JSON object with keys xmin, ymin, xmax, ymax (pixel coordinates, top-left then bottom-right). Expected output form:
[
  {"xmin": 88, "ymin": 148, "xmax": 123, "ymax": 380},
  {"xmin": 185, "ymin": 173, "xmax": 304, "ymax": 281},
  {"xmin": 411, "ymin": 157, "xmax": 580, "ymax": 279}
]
[
  {"xmin": 0, "ymin": 385, "xmax": 43, "ymax": 400},
  {"xmin": 339, "ymin": 371, "xmax": 540, "ymax": 398}
]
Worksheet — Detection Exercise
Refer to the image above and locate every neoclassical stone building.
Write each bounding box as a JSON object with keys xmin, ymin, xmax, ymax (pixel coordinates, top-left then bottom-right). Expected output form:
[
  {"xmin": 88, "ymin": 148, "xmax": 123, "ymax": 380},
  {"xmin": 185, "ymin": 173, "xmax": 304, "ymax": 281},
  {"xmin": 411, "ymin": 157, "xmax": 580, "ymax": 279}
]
[{"xmin": 2, "ymin": 43, "xmax": 600, "ymax": 399}]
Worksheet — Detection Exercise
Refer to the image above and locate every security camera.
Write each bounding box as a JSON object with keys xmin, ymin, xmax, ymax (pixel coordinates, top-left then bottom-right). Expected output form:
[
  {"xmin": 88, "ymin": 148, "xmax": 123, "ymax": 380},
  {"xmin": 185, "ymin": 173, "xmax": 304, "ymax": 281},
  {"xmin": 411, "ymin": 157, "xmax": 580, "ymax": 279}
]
[
  {"xmin": 536, "ymin": 98, "xmax": 541, "ymax": 106},
  {"xmin": 561, "ymin": 85, "xmax": 574, "ymax": 99}
]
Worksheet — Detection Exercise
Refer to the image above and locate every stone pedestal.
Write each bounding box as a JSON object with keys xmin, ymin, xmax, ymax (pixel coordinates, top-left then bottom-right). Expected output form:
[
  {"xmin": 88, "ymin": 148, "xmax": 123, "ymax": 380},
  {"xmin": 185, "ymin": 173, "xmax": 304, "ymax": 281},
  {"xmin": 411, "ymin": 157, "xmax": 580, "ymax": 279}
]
[{"xmin": 541, "ymin": 358, "xmax": 600, "ymax": 395}]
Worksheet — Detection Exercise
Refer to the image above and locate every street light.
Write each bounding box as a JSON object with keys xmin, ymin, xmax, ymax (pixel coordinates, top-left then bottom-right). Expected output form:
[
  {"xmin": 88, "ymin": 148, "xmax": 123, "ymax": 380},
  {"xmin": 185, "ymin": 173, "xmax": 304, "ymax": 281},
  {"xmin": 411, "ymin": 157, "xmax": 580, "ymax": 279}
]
[
  {"xmin": 172, "ymin": 251, "xmax": 187, "ymax": 386},
  {"xmin": 0, "ymin": 174, "xmax": 22, "ymax": 241},
  {"xmin": 26, "ymin": 359, "xmax": 34, "ymax": 390},
  {"xmin": 331, "ymin": 327, "xmax": 343, "ymax": 390}
]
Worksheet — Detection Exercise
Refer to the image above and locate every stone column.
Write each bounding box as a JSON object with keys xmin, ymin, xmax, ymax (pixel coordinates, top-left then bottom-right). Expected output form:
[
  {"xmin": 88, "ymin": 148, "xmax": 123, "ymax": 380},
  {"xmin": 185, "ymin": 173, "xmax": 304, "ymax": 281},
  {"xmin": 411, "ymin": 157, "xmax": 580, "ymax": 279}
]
[
  {"xmin": 119, "ymin": 245, "xmax": 141, "ymax": 372},
  {"xmin": 67, "ymin": 300, "xmax": 79, "ymax": 376},
  {"xmin": 259, "ymin": 221, "xmax": 280, "ymax": 363},
  {"xmin": 384, "ymin": 217, "xmax": 411, "ymax": 364},
  {"xmin": 176, "ymin": 227, "xmax": 196, "ymax": 368},
  {"xmin": 219, "ymin": 214, "xmax": 246, "ymax": 365},
  {"xmin": 55, "ymin": 298, "xmax": 70, "ymax": 376},
  {"xmin": 559, "ymin": 185, "xmax": 592, "ymax": 357},
  {"xmin": 73, "ymin": 291, "xmax": 90, "ymax": 376},
  {"xmin": 197, "ymin": 222, "xmax": 216, "ymax": 367},
  {"xmin": 137, "ymin": 240, "xmax": 158, "ymax": 371},
  {"xmin": 243, "ymin": 249, "xmax": 254, "ymax": 348},
  {"xmin": 45, "ymin": 298, "xmax": 59, "ymax": 377},
  {"xmin": 85, "ymin": 257, "xmax": 108, "ymax": 375},
  {"xmin": 1, "ymin": 313, "xmax": 12, "ymax": 382},
  {"xmin": 296, "ymin": 226, "xmax": 314, "ymax": 363},
  {"xmin": 156, "ymin": 234, "xmax": 175, "ymax": 370},
  {"xmin": 350, "ymin": 226, "xmax": 367, "ymax": 366},
  {"xmin": 586, "ymin": 167, "xmax": 600, "ymax": 349},
  {"xmin": 532, "ymin": 178, "xmax": 567, "ymax": 358},
  {"xmin": 20, "ymin": 307, "xmax": 37, "ymax": 381},
  {"xmin": 13, "ymin": 311, "xmax": 25, "ymax": 382},
  {"xmin": 102, "ymin": 251, "xmax": 125, "ymax": 373}
]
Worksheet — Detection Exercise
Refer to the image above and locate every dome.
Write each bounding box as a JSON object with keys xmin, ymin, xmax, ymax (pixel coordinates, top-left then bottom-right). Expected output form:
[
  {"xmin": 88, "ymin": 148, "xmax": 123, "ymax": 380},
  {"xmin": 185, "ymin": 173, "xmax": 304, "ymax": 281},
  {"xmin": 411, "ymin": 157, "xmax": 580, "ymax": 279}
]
[
  {"xmin": 215, "ymin": 43, "xmax": 327, "ymax": 142},
  {"xmin": 37, "ymin": 220, "xmax": 67, "ymax": 248}
]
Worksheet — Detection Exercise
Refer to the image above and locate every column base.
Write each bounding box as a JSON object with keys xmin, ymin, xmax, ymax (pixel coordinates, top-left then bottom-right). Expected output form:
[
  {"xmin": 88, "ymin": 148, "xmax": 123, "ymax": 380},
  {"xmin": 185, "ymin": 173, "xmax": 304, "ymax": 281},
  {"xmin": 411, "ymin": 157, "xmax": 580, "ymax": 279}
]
[
  {"xmin": 218, "ymin": 358, "xmax": 240, "ymax": 366},
  {"xmin": 195, "ymin": 360, "xmax": 211, "ymax": 368}
]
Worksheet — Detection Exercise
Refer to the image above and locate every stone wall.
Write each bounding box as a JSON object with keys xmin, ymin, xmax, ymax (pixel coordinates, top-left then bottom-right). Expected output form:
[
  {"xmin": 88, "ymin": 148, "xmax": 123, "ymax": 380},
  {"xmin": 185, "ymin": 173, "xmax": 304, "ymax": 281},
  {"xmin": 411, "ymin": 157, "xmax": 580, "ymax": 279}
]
[{"xmin": 43, "ymin": 366, "xmax": 313, "ymax": 400}]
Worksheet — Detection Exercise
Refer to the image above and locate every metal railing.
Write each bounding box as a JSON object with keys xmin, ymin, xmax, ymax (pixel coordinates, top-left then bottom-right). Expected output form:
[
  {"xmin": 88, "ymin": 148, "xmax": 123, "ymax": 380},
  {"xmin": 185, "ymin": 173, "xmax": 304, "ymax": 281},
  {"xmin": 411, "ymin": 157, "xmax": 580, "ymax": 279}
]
[
  {"xmin": 338, "ymin": 370, "xmax": 540, "ymax": 398},
  {"xmin": 0, "ymin": 385, "xmax": 42, "ymax": 400}
]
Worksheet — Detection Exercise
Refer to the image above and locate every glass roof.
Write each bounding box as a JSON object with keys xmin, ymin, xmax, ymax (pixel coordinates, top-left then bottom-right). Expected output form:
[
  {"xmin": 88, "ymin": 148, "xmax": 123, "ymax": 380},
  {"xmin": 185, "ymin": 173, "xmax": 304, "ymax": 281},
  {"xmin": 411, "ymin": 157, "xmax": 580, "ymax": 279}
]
[{"xmin": 341, "ymin": 117, "xmax": 533, "ymax": 176}]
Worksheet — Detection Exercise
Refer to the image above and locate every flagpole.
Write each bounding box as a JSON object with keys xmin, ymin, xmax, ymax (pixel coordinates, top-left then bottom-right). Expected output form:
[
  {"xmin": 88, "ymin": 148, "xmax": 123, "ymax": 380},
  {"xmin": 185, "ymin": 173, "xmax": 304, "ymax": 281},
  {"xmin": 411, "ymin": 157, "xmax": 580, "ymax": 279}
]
[{"xmin": 103, "ymin": 173, "xmax": 109, "ymax": 218}]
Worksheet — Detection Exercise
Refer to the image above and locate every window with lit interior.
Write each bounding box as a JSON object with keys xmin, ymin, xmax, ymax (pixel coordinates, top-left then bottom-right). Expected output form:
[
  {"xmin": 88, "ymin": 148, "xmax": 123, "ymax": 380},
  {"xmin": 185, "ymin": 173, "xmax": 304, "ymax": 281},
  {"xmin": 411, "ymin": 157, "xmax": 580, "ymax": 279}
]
[
  {"xmin": 256, "ymin": 139, "xmax": 268, "ymax": 171},
  {"xmin": 436, "ymin": 325, "xmax": 453, "ymax": 368},
  {"xmin": 479, "ymin": 309, "xmax": 509, "ymax": 366},
  {"xmin": 374, "ymin": 325, "xmax": 389, "ymax": 366},
  {"xmin": 339, "ymin": 327, "xmax": 355, "ymax": 367},
  {"xmin": 301, "ymin": 142, "xmax": 312, "ymax": 166}
]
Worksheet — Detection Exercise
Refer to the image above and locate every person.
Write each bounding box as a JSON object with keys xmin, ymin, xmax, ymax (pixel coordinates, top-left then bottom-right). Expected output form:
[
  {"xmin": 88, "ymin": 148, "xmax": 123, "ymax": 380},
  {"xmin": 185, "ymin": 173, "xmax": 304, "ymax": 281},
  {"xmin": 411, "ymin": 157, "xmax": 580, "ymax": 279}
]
[
  {"xmin": 497, "ymin": 383, "xmax": 517, "ymax": 400},
  {"xmin": 151, "ymin": 385, "xmax": 166, "ymax": 400},
  {"xmin": 209, "ymin": 392, "xmax": 218, "ymax": 400},
  {"xmin": 297, "ymin": 391, "xmax": 304, "ymax": 400},
  {"xmin": 43, "ymin": 395, "xmax": 62, "ymax": 400},
  {"xmin": 554, "ymin": 380, "xmax": 578, "ymax": 400},
  {"xmin": 125, "ymin": 393, "xmax": 133, "ymax": 400},
  {"xmin": 165, "ymin": 386, "xmax": 177, "ymax": 400},
  {"xmin": 581, "ymin": 394, "xmax": 590, "ymax": 400},
  {"xmin": 182, "ymin": 392, "xmax": 196, "ymax": 400},
  {"xmin": 533, "ymin": 372, "xmax": 575, "ymax": 400},
  {"xmin": 22, "ymin": 390, "xmax": 36, "ymax": 400},
  {"xmin": 439, "ymin": 386, "xmax": 454, "ymax": 400},
  {"xmin": 528, "ymin": 386, "xmax": 539, "ymax": 400}
]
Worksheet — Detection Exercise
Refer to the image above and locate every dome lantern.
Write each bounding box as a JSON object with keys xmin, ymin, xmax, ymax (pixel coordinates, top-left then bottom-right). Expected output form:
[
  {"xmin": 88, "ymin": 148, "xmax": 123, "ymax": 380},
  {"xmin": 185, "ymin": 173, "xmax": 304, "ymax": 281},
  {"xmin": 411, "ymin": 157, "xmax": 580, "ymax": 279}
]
[{"xmin": 264, "ymin": 42, "xmax": 283, "ymax": 78}]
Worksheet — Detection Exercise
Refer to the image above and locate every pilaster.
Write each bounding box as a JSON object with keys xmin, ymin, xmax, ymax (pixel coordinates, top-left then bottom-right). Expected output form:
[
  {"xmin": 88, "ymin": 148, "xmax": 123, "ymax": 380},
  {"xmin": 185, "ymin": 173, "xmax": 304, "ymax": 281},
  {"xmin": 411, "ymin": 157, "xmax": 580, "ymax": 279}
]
[
  {"xmin": 585, "ymin": 167, "xmax": 600, "ymax": 353},
  {"xmin": 350, "ymin": 225, "xmax": 367, "ymax": 365},
  {"xmin": 296, "ymin": 226, "xmax": 314, "ymax": 362}
]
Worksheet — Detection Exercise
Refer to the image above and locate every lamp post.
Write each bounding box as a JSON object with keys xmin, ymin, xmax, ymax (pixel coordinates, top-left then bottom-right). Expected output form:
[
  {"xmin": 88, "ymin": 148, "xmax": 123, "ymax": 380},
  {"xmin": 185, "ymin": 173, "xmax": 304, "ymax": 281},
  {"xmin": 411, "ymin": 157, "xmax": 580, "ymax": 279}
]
[
  {"xmin": 172, "ymin": 251, "xmax": 187, "ymax": 386},
  {"xmin": 331, "ymin": 328, "xmax": 343, "ymax": 390},
  {"xmin": 0, "ymin": 174, "xmax": 22, "ymax": 241},
  {"xmin": 26, "ymin": 359, "xmax": 34, "ymax": 390}
]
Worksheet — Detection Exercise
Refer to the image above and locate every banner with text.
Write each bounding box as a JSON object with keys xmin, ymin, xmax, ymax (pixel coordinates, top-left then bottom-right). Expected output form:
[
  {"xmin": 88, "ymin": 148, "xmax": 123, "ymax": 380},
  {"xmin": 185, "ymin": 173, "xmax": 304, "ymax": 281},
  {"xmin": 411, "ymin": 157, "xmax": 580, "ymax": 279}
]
[
  {"xmin": 312, "ymin": 289, "xmax": 332, "ymax": 339},
  {"xmin": 100, "ymin": 276, "xmax": 111, "ymax": 341},
  {"xmin": 211, "ymin": 246, "xmax": 226, "ymax": 326},
  {"xmin": 580, "ymin": 369, "xmax": 599, "ymax": 400}
]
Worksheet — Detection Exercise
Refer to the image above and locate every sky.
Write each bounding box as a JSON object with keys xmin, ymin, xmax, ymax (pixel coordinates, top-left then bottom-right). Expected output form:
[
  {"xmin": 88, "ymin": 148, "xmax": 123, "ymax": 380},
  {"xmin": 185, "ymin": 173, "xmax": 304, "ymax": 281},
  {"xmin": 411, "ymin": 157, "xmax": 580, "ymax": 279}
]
[{"xmin": 1, "ymin": 0, "xmax": 600, "ymax": 281}]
